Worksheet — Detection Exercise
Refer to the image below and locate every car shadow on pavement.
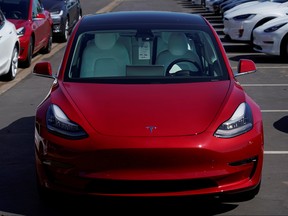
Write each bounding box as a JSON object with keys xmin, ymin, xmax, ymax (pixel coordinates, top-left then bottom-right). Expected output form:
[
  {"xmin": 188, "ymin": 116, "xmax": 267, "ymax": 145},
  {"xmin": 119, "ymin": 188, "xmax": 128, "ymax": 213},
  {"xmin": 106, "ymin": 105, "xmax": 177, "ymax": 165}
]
[
  {"xmin": 40, "ymin": 194, "xmax": 239, "ymax": 215},
  {"xmin": 0, "ymin": 116, "xmax": 244, "ymax": 216},
  {"xmin": 274, "ymin": 116, "xmax": 288, "ymax": 133}
]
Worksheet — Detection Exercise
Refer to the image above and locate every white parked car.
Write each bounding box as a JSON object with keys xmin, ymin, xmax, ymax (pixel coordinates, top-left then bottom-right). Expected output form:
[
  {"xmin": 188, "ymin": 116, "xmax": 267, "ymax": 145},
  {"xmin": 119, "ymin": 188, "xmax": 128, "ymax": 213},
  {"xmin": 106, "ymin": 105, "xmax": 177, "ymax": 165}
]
[
  {"xmin": 193, "ymin": 0, "xmax": 203, "ymax": 4},
  {"xmin": 0, "ymin": 9, "xmax": 19, "ymax": 80},
  {"xmin": 205, "ymin": 0, "xmax": 227, "ymax": 14},
  {"xmin": 223, "ymin": 0, "xmax": 288, "ymax": 17},
  {"xmin": 253, "ymin": 16, "xmax": 288, "ymax": 58},
  {"xmin": 223, "ymin": 1, "xmax": 288, "ymax": 42}
]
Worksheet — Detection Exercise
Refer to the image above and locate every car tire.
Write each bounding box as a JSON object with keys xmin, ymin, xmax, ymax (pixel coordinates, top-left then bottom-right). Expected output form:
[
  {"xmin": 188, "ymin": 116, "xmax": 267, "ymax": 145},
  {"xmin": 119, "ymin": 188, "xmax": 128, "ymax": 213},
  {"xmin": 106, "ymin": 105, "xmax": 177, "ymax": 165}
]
[
  {"xmin": 78, "ymin": 10, "xmax": 82, "ymax": 21},
  {"xmin": 21, "ymin": 37, "xmax": 33, "ymax": 68},
  {"xmin": 41, "ymin": 29, "xmax": 53, "ymax": 54},
  {"xmin": 280, "ymin": 34, "xmax": 288, "ymax": 60},
  {"xmin": 4, "ymin": 45, "xmax": 19, "ymax": 81},
  {"xmin": 59, "ymin": 18, "xmax": 69, "ymax": 42}
]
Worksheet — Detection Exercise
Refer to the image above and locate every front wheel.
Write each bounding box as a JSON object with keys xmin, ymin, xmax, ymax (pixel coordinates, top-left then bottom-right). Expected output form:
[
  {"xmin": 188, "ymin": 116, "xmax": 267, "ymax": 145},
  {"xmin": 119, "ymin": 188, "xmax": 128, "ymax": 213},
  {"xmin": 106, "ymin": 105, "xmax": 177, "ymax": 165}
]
[
  {"xmin": 59, "ymin": 18, "xmax": 69, "ymax": 42},
  {"xmin": 280, "ymin": 35, "xmax": 288, "ymax": 60},
  {"xmin": 21, "ymin": 37, "xmax": 33, "ymax": 68},
  {"xmin": 41, "ymin": 29, "xmax": 53, "ymax": 54},
  {"xmin": 4, "ymin": 46, "xmax": 19, "ymax": 80}
]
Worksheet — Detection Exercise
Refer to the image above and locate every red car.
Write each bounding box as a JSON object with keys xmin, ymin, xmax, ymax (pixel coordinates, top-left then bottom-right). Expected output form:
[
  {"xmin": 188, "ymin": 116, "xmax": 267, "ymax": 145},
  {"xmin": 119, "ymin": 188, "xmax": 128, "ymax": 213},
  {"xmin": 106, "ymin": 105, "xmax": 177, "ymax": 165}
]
[
  {"xmin": 33, "ymin": 11, "xmax": 264, "ymax": 200},
  {"xmin": 0, "ymin": 0, "xmax": 53, "ymax": 68}
]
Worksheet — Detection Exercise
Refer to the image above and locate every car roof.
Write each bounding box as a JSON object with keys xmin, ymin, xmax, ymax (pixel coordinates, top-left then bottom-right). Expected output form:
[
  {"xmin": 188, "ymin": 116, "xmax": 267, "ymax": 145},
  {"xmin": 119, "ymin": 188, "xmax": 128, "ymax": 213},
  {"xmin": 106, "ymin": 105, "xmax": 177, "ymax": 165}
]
[{"xmin": 77, "ymin": 11, "xmax": 208, "ymax": 32}]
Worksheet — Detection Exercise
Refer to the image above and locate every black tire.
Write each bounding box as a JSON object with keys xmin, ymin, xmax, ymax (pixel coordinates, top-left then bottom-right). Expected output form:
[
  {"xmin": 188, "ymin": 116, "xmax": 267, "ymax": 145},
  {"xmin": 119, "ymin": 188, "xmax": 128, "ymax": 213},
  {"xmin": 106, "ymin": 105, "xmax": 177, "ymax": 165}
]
[
  {"xmin": 41, "ymin": 29, "xmax": 53, "ymax": 54},
  {"xmin": 280, "ymin": 34, "xmax": 288, "ymax": 60},
  {"xmin": 59, "ymin": 18, "xmax": 69, "ymax": 42},
  {"xmin": 3, "ymin": 45, "xmax": 19, "ymax": 81},
  {"xmin": 21, "ymin": 37, "xmax": 33, "ymax": 68}
]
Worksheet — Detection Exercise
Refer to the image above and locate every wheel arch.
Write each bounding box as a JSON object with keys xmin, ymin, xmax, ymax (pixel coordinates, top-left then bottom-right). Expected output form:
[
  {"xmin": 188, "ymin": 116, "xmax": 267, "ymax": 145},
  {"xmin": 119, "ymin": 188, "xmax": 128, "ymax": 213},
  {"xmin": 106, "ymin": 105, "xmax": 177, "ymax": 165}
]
[
  {"xmin": 250, "ymin": 17, "xmax": 278, "ymax": 41},
  {"xmin": 280, "ymin": 33, "xmax": 288, "ymax": 58},
  {"xmin": 255, "ymin": 17, "xmax": 278, "ymax": 29}
]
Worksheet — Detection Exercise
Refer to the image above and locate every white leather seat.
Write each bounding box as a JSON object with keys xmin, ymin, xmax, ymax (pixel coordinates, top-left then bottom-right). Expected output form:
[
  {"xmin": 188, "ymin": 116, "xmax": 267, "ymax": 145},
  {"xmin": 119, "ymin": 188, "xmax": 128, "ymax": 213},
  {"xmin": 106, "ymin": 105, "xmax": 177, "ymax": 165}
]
[
  {"xmin": 81, "ymin": 33, "xmax": 130, "ymax": 77},
  {"xmin": 156, "ymin": 32, "xmax": 201, "ymax": 74}
]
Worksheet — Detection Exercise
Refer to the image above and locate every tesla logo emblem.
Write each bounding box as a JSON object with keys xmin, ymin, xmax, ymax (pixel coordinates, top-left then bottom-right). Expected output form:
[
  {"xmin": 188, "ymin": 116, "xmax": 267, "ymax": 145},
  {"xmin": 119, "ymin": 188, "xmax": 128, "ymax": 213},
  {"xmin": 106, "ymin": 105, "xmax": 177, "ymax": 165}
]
[{"xmin": 146, "ymin": 126, "xmax": 157, "ymax": 133}]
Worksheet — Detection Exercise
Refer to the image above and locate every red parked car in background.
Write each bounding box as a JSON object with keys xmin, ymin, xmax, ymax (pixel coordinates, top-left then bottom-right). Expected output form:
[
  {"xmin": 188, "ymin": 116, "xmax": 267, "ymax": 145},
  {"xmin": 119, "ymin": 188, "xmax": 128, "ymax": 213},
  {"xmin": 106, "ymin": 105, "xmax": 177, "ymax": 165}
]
[{"xmin": 0, "ymin": 0, "xmax": 53, "ymax": 68}]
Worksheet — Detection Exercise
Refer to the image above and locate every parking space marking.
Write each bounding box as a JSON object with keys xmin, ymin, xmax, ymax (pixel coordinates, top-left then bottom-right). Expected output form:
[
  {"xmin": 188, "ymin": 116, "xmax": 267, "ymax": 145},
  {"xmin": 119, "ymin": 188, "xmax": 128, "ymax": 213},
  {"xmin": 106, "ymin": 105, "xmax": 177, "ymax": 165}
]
[
  {"xmin": 241, "ymin": 84, "xmax": 288, "ymax": 87},
  {"xmin": 261, "ymin": 110, "xmax": 288, "ymax": 113},
  {"xmin": 264, "ymin": 151, "xmax": 288, "ymax": 154},
  {"xmin": 232, "ymin": 66, "xmax": 288, "ymax": 69},
  {"xmin": 96, "ymin": 0, "xmax": 123, "ymax": 13},
  {"xmin": 257, "ymin": 66, "xmax": 288, "ymax": 69}
]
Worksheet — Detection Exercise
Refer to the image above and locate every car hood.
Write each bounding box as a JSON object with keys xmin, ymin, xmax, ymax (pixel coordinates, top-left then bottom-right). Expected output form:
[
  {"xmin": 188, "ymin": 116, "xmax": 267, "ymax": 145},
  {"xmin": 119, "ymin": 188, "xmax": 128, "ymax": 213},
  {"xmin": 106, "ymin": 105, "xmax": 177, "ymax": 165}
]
[
  {"xmin": 7, "ymin": 19, "xmax": 27, "ymax": 29},
  {"xmin": 225, "ymin": 2, "xmax": 286, "ymax": 18},
  {"xmin": 255, "ymin": 15, "xmax": 288, "ymax": 30},
  {"xmin": 224, "ymin": 1, "xmax": 262, "ymax": 15},
  {"xmin": 63, "ymin": 81, "xmax": 231, "ymax": 136}
]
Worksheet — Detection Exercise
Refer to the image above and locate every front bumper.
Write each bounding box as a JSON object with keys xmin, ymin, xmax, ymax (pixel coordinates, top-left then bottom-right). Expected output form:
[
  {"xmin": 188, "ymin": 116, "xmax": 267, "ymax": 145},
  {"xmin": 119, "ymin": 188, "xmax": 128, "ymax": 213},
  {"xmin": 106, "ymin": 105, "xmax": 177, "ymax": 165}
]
[
  {"xmin": 223, "ymin": 18, "xmax": 252, "ymax": 41},
  {"xmin": 253, "ymin": 31, "xmax": 281, "ymax": 56},
  {"xmin": 35, "ymin": 123, "xmax": 264, "ymax": 197}
]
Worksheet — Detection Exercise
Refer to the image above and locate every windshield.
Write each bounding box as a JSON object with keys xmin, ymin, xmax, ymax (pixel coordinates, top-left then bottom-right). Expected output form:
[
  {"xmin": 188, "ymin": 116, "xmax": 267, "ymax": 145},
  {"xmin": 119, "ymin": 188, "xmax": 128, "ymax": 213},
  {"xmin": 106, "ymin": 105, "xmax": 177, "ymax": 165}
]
[
  {"xmin": 41, "ymin": 0, "xmax": 63, "ymax": 11},
  {"xmin": 0, "ymin": 0, "xmax": 29, "ymax": 20},
  {"xmin": 67, "ymin": 29, "xmax": 228, "ymax": 83}
]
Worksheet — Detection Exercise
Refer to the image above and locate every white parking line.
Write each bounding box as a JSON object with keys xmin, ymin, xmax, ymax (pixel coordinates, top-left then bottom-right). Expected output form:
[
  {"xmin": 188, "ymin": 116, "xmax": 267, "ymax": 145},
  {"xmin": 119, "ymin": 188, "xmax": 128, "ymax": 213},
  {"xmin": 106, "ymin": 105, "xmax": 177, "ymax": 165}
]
[
  {"xmin": 241, "ymin": 84, "xmax": 288, "ymax": 87},
  {"xmin": 96, "ymin": 0, "xmax": 123, "ymax": 13},
  {"xmin": 257, "ymin": 66, "xmax": 288, "ymax": 69},
  {"xmin": 264, "ymin": 151, "xmax": 288, "ymax": 154},
  {"xmin": 261, "ymin": 110, "xmax": 288, "ymax": 113},
  {"xmin": 232, "ymin": 66, "xmax": 288, "ymax": 69}
]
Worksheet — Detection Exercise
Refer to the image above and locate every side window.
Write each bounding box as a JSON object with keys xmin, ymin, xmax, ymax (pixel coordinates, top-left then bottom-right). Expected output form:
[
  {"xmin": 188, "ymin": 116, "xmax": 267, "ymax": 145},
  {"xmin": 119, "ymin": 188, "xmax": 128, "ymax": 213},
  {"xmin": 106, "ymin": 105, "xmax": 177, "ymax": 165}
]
[
  {"xmin": 0, "ymin": 12, "xmax": 4, "ymax": 28},
  {"xmin": 32, "ymin": 0, "xmax": 43, "ymax": 18}
]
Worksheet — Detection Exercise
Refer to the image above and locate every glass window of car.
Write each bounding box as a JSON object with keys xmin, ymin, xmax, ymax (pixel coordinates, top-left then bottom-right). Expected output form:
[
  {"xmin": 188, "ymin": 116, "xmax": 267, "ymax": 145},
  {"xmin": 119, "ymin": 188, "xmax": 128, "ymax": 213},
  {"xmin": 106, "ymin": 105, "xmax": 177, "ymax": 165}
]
[
  {"xmin": 0, "ymin": 10, "xmax": 4, "ymax": 27},
  {"xmin": 0, "ymin": 0, "xmax": 29, "ymax": 20},
  {"xmin": 32, "ymin": 0, "xmax": 44, "ymax": 18},
  {"xmin": 67, "ymin": 29, "xmax": 228, "ymax": 83}
]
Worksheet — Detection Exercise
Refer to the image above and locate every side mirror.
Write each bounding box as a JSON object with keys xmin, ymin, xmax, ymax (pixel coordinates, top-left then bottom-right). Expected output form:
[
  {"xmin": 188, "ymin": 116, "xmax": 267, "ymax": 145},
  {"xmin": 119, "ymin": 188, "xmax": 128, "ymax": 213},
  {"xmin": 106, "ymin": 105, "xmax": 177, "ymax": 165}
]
[
  {"xmin": 234, "ymin": 59, "xmax": 256, "ymax": 77},
  {"xmin": 34, "ymin": 13, "xmax": 46, "ymax": 20},
  {"xmin": 33, "ymin": 61, "xmax": 54, "ymax": 79}
]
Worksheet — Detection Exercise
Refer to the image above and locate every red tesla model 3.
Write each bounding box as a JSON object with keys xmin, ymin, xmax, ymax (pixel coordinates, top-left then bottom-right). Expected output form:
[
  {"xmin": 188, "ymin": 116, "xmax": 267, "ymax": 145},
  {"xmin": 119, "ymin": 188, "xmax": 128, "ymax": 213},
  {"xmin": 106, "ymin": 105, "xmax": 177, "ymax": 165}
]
[{"xmin": 33, "ymin": 11, "xmax": 264, "ymax": 200}]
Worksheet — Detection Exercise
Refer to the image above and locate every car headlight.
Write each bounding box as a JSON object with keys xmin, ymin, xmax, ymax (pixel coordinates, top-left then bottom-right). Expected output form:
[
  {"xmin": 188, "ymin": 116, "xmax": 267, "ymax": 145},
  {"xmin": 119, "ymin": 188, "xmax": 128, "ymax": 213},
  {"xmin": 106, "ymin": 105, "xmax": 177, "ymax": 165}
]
[
  {"xmin": 51, "ymin": 10, "xmax": 63, "ymax": 19},
  {"xmin": 214, "ymin": 102, "xmax": 253, "ymax": 138},
  {"xmin": 233, "ymin": 14, "xmax": 256, "ymax": 20},
  {"xmin": 16, "ymin": 27, "xmax": 25, "ymax": 37},
  {"xmin": 46, "ymin": 104, "xmax": 87, "ymax": 139},
  {"xmin": 264, "ymin": 22, "xmax": 287, "ymax": 33}
]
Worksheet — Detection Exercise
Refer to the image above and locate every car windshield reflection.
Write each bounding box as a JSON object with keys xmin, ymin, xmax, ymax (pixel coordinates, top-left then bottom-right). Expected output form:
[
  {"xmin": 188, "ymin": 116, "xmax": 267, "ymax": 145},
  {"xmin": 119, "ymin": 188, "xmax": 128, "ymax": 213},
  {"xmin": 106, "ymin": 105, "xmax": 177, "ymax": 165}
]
[
  {"xmin": 67, "ymin": 29, "xmax": 229, "ymax": 83},
  {"xmin": 0, "ymin": 0, "xmax": 29, "ymax": 20}
]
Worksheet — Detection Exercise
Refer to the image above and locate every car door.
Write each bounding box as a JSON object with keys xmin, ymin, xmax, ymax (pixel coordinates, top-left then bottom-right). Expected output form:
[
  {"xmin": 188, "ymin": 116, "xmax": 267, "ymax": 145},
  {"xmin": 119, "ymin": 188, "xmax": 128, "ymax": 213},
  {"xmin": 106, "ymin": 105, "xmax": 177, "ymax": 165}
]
[
  {"xmin": 0, "ymin": 11, "xmax": 13, "ymax": 74},
  {"xmin": 66, "ymin": 0, "xmax": 78, "ymax": 28},
  {"xmin": 32, "ymin": 0, "xmax": 50, "ymax": 52}
]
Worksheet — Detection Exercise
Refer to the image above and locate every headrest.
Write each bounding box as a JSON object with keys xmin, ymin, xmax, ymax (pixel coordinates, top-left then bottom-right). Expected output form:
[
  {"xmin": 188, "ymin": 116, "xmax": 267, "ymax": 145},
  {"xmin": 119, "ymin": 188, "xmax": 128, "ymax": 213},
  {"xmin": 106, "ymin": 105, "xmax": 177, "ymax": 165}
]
[
  {"xmin": 168, "ymin": 32, "xmax": 188, "ymax": 56},
  {"xmin": 94, "ymin": 33, "xmax": 119, "ymax": 50},
  {"xmin": 161, "ymin": 32, "xmax": 171, "ymax": 44}
]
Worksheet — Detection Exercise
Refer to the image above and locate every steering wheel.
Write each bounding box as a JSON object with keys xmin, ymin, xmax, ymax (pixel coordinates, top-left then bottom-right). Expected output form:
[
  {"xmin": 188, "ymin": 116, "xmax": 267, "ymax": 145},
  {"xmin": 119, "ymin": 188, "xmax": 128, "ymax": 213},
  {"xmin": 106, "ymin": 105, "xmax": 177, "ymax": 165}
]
[
  {"xmin": 166, "ymin": 58, "xmax": 202, "ymax": 76},
  {"xmin": 11, "ymin": 11, "xmax": 22, "ymax": 19}
]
